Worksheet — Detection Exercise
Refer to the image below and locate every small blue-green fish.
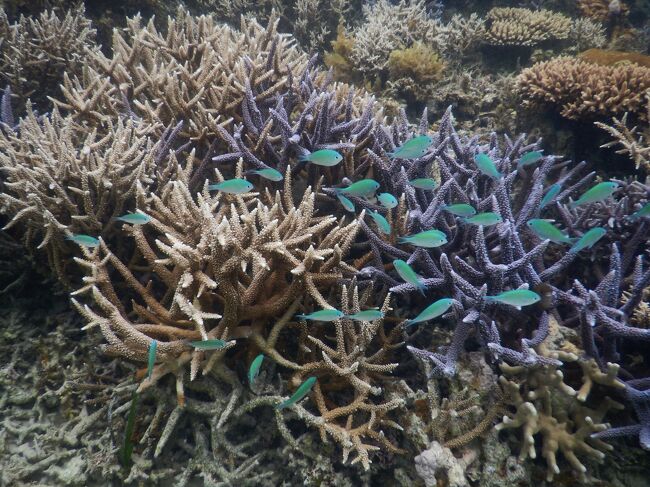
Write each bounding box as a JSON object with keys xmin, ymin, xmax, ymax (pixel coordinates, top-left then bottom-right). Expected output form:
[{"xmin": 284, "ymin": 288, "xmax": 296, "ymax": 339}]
[
  {"xmin": 377, "ymin": 192, "xmax": 398, "ymax": 209},
  {"xmin": 569, "ymin": 227, "xmax": 606, "ymax": 253},
  {"xmin": 398, "ymin": 229, "xmax": 448, "ymax": 248},
  {"xmin": 526, "ymin": 219, "xmax": 573, "ymax": 244},
  {"xmin": 246, "ymin": 168, "xmax": 284, "ymax": 181},
  {"xmin": 296, "ymin": 309, "xmax": 345, "ymax": 322},
  {"xmin": 569, "ymin": 181, "xmax": 618, "ymax": 208},
  {"xmin": 630, "ymin": 202, "xmax": 650, "ymax": 219},
  {"xmin": 248, "ymin": 354, "xmax": 265, "ymax": 384},
  {"xmin": 298, "ymin": 149, "xmax": 342, "ymax": 166},
  {"xmin": 346, "ymin": 309, "xmax": 384, "ymax": 321},
  {"xmin": 540, "ymin": 183, "xmax": 562, "ymax": 209},
  {"xmin": 116, "ymin": 212, "xmax": 151, "ymax": 225},
  {"xmin": 208, "ymin": 178, "xmax": 254, "ymax": 194},
  {"xmin": 276, "ymin": 376, "xmax": 317, "ymax": 410},
  {"xmin": 485, "ymin": 289, "xmax": 541, "ymax": 309},
  {"xmin": 474, "ymin": 153, "xmax": 501, "ymax": 179},
  {"xmin": 518, "ymin": 151, "xmax": 543, "ymax": 167},
  {"xmin": 336, "ymin": 193, "xmax": 356, "ymax": 212},
  {"xmin": 442, "ymin": 203, "xmax": 476, "ymax": 217},
  {"xmin": 388, "ymin": 135, "xmax": 433, "ymax": 159},
  {"xmin": 405, "ymin": 298, "xmax": 454, "ymax": 327},
  {"xmin": 337, "ymin": 179, "xmax": 380, "ymax": 198},
  {"xmin": 147, "ymin": 340, "xmax": 157, "ymax": 380},
  {"xmin": 368, "ymin": 210, "xmax": 391, "ymax": 234},
  {"xmin": 393, "ymin": 259, "xmax": 426, "ymax": 295},
  {"xmin": 189, "ymin": 339, "xmax": 229, "ymax": 350},
  {"xmin": 409, "ymin": 178, "xmax": 437, "ymax": 190},
  {"xmin": 66, "ymin": 234, "xmax": 100, "ymax": 247},
  {"xmin": 464, "ymin": 212, "xmax": 502, "ymax": 226}
]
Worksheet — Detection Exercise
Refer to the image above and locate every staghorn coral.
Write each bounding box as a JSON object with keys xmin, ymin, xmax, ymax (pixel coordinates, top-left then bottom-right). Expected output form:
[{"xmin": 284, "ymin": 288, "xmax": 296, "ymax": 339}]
[
  {"xmin": 484, "ymin": 7, "xmax": 572, "ymax": 47},
  {"xmin": 349, "ymin": 0, "xmax": 434, "ymax": 76},
  {"xmin": 517, "ymin": 56, "xmax": 650, "ymax": 120},
  {"xmin": 595, "ymin": 110, "xmax": 650, "ymax": 172},
  {"xmin": 568, "ymin": 18, "xmax": 608, "ymax": 53},
  {"xmin": 52, "ymin": 7, "xmax": 308, "ymax": 149},
  {"xmin": 0, "ymin": 5, "xmax": 96, "ymax": 111}
]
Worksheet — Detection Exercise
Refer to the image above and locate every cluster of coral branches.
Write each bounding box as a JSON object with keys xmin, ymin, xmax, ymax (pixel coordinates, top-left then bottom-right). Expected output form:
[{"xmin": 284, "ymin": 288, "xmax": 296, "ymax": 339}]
[{"xmin": 0, "ymin": 5, "xmax": 649, "ymax": 483}]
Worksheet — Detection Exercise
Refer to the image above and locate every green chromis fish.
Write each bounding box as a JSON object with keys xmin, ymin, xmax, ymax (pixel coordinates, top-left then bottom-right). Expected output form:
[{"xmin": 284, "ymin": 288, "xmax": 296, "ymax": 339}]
[
  {"xmin": 393, "ymin": 259, "xmax": 426, "ymax": 295},
  {"xmin": 116, "ymin": 212, "xmax": 151, "ymax": 225},
  {"xmin": 442, "ymin": 203, "xmax": 476, "ymax": 217},
  {"xmin": 409, "ymin": 178, "xmax": 437, "ymax": 190},
  {"xmin": 276, "ymin": 376, "xmax": 317, "ymax": 410},
  {"xmin": 377, "ymin": 192, "xmax": 398, "ymax": 209},
  {"xmin": 296, "ymin": 309, "xmax": 345, "ymax": 322},
  {"xmin": 518, "ymin": 151, "xmax": 543, "ymax": 167},
  {"xmin": 248, "ymin": 354, "xmax": 265, "ymax": 384},
  {"xmin": 66, "ymin": 234, "xmax": 100, "ymax": 247},
  {"xmin": 630, "ymin": 202, "xmax": 650, "ymax": 220},
  {"xmin": 147, "ymin": 340, "xmax": 157, "ymax": 380},
  {"xmin": 336, "ymin": 193, "xmax": 355, "ymax": 212},
  {"xmin": 208, "ymin": 178, "xmax": 254, "ymax": 194},
  {"xmin": 388, "ymin": 135, "xmax": 433, "ymax": 159},
  {"xmin": 474, "ymin": 153, "xmax": 501, "ymax": 179},
  {"xmin": 540, "ymin": 183, "xmax": 562, "ymax": 209},
  {"xmin": 298, "ymin": 149, "xmax": 342, "ymax": 166},
  {"xmin": 345, "ymin": 309, "xmax": 384, "ymax": 321},
  {"xmin": 569, "ymin": 181, "xmax": 618, "ymax": 208},
  {"xmin": 189, "ymin": 339, "xmax": 229, "ymax": 350},
  {"xmin": 368, "ymin": 210, "xmax": 391, "ymax": 234},
  {"xmin": 526, "ymin": 219, "xmax": 573, "ymax": 244},
  {"xmin": 485, "ymin": 289, "xmax": 541, "ymax": 309},
  {"xmin": 398, "ymin": 229, "xmax": 448, "ymax": 248},
  {"xmin": 337, "ymin": 179, "xmax": 380, "ymax": 198},
  {"xmin": 246, "ymin": 168, "xmax": 284, "ymax": 181},
  {"xmin": 569, "ymin": 227, "xmax": 606, "ymax": 253},
  {"xmin": 404, "ymin": 298, "xmax": 454, "ymax": 327},
  {"xmin": 464, "ymin": 212, "xmax": 502, "ymax": 226}
]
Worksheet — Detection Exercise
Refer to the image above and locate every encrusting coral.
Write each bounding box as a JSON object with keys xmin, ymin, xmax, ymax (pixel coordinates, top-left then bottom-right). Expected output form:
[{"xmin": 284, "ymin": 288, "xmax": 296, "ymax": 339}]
[
  {"xmin": 577, "ymin": 0, "xmax": 630, "ymax": 22},
  {"xmin": 517, "ymin": 56, "xmax": 650, "ymax": 120},
  {"xmin": 485, "ymin": 7, "xmax": 572, "ymax": 47}
]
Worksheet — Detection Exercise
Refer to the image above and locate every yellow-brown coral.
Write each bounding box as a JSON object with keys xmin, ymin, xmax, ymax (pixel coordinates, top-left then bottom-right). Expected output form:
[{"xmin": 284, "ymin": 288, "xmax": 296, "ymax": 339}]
[
  {"xmin": 517, "ymin": 56, "xmax": 650, "ymax": 120},
  {"xmin": 485, "ymin": 7, "xmax": 572, "ymax": 46},
  {"xmin": 577, "ymin": 0, "xmax": 629, "ymax": 21},
  {"xmin": 387, "ymin": 42, "xmax": 444, "ymax": 86},
  {"xmin": 579, "ymin": 48, "xmax": 650, "ymax": 68}
]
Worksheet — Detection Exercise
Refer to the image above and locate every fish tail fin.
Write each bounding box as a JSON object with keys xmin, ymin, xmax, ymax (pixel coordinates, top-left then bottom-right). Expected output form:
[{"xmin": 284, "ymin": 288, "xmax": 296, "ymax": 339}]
[
  {"xmin": 397, "ymin": 236, "xmax": 408, "ymax": 244},
  {"xmin": 403, "ymin": 319, "xmax": 414, "ymax": 328},
  {"xmin": 418, "ymin": 285, "xmax": 427, "ymax": 297},
  {"xmin": 484, "ymin": 296, "xmax": 494, "ymax": 302},
  {"xmin": 298, "ymin": 152, "xmax": 310, "ymax": 162},
  {"xmin": 568, "ymin": 201, "xmax": 577, "ymax": 209},
  {"xmin": 295, "ymin": 314, "xmax": 306, "ymax": 320}
]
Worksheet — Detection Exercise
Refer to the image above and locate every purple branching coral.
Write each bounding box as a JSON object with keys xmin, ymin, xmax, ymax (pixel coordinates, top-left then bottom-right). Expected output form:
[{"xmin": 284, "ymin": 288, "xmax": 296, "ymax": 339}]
[{"xmin": 206, "ymin": 57, "xmax": 650, "ymax": 457}]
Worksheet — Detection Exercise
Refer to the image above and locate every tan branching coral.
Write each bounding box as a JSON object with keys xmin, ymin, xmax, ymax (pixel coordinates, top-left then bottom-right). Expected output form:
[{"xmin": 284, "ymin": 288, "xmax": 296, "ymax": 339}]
[
  {"xmin": 0, "ymin": 108, "xmax": 160, "ymax": 281},
  {"xmin": 596, "ymin": 110, "xmax": 650, "ymax": 172},
  {"xmin": 485, "ymin": 7, "xmax": 572, "ymax": 47},
  {"xmin": 495, "ymin": 316, "xmax": 625, "ymax": 482},
  {"xmin": 52, "ymin": 8, "xmax": 307, "ymax": 147},
  {"xmin": 0, "ymin": 5, "xmax": 96, "ymax": 109},
  {"xmin": 71, "ymin": 166, "xmax": 359, "ymax": 403},
  {"xmin": 517, "ymin": 56, "xmax": 650, "ymax": 120}
]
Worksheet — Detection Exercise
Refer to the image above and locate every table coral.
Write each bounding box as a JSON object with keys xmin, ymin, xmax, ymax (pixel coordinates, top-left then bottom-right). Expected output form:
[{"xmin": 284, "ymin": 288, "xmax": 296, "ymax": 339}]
[
  {"xmin": 517, "ymin": 56, "xmax": 650, "ymax": 120},
  {"xmin": 485, "ymin": 7, "xmax": 572, "ymax": 47}
]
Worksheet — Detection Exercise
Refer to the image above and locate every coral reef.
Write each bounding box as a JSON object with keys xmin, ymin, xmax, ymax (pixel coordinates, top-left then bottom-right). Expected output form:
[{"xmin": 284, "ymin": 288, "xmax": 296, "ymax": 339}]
[
  {"xmin": 517, "ymin": 56, "xmax": 650, "ymax": 120},
  {"xmin": 2, "ymin": 3, "xmax": 650, "ymax": 485},
  {"xmin": 579, "ymin": 48, "xmax": 650, "ymax": 67},
  {"xmin": 485, "ymin": 7, "xmax": 572, "ymax": 47}
]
